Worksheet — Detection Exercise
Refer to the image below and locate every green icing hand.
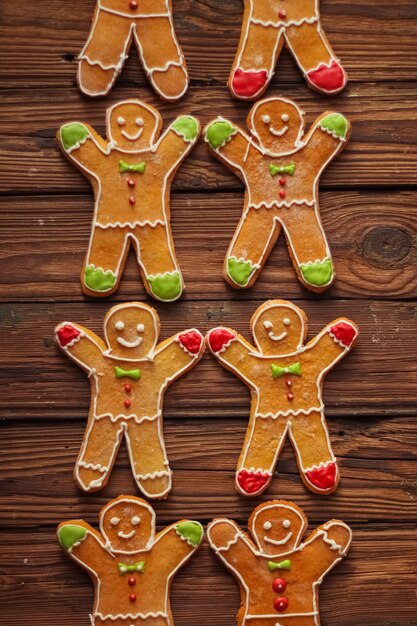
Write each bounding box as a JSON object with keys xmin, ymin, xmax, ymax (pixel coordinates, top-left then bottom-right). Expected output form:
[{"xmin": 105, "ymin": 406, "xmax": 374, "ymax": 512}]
[
  {"xmin": 84, "ymin": 266, "xmax": 117, "ymax": 292},
  {"xmin": 60, "ymin": 123, "xmax": 91, "ymax": 151},
  {"xmin": 206, "ymin": 120, "xmax": 237, "ymax": 149},
  {"xmin": 58, "ymin": 524, "xmax": 87, "ymax": 550},
  {"xmin": 172, "ymin": 116, "xmax": 199, "ymax": 142},
  {"xmin": 319, "ymin": 113, "xmax": 348, "ymax": 139},
  {"xmin": 176, "ymin": 521, "xmax": 204, "ymax": 547}
]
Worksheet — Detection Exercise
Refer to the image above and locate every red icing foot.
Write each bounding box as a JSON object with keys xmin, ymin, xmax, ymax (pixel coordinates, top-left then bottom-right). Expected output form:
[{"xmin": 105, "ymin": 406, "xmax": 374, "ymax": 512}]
[
  {"xmin": 307, "ymin": 60, "xmax": 346, "ymax": 94},
  {"xmin": 179, "ymin": 330, "xmax": 202, "ymax": 355},
  {"xmin": 208, "ymin": 328, "xmax": 236, "ymax": 353},
  {"xmin": 305, "ymin": 462, "xmax": 337, "ymax": 491},
  {"xmin": 330, "ymin": 322, "xmax": 356, "ymax": 347},
  {"xmin": 237, "ymin": 469, "xmax": 270, "ymax": 495},
  {"xmin": 57, "ymin": 324, "xmax": 80, "ymax": 347},
  {"xmin": 231, "ymin": 68, "xmax": 268, "ymax": 99}
]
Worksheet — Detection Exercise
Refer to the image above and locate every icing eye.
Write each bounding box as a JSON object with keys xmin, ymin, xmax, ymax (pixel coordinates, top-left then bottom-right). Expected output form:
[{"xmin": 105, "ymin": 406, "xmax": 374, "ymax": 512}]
[
  {"xmin": 281, "ymin": 113, "xmax": 289, "ymax": 122},
  {"xmin": 137, "ymin": 323, "xmax": 145, "ymax": 333},
  {"xmin": 115, "ymin": 321, "xmax": 125, "ymax": 331},
  {"xmin": 110, "ymin": 517, "xmax": 120, "ymax": 526},
  {"xmin": 282, "ymin": 519, "xmax": 291, "ymax": 529},
  {"xmin": 117, "ymin": 116, "xmax": 126, "ymax": 126},
  {"xmin": 135, "ymin": 117, "xmax": 144, "ymax": 127},
  {"xmin": 283, "ymin": 318, "xmax": 291, "ymax": 326},
  {"xmin": 263, "ymin": 521, "xmax": 272, "ymax": 531},
  {"xmin": 263, "ymin": 321, "xmax": 273, "ymax": 329},
  {"xmin": 131, "ymin": 516, "xmax": 141, "ymax": 526},
  {"xmin": 262, "ymin": 115, "xmax": 271, "ymax": 124}
]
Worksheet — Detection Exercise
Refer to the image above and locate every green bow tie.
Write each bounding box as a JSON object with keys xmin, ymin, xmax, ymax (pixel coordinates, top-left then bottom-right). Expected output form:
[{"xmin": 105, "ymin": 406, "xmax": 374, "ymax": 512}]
[
  {"xmin": 268, "ymin": 559, "xmax": 292, "ymax": 572},
  {"xmin": 269, "ymin": 163, "xmax": 296, "ymax": 177},
  {"xmin": 114, "ymin": 366, "xmax": 141, "ymax": 381},
  {"xmin": 119, "ymin": 160, "xmax": 146, "ymax": 174},
  {"xmin": 118, "ymin": 561, "xmax": 145, "ymax": 575},
  {"xmin": 271, "ymin": 362, "xmax": 301, "ymax": 378}
]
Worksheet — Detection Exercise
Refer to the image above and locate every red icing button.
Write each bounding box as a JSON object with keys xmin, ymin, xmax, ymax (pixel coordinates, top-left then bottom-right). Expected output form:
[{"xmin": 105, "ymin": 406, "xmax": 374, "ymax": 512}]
[
  {"xmin": 129, "ymin": 0, "xmax": 138, "ymax": 9},
  {"xmin": 274, "ymin": 597, "xmax": 289, "ymax": 612},
  {"xmin": 237, "ymin": 469, "xmax": 270, "ymax": 495},
  {"xmin": 279, "ymin": 177, "xmax": 286, "ymax": 187},
  {"xmin": 129, "ymin": 196, "xmax": 136, "ymax": 206},
  {"xmin": 279, "ymin": 9, "xmax": 287, "ymax": 19},
  {"xmin": 272, "ymin": 578, "xmax": 287, "ymax": 594},
  {"xmin": 287, "ymin": 392, "xmax": 294, "ymax": 401},
  {"xmin": 208, "ymin": 328, "xmax": 236, "ymax": 353},
  {"xmin": 307, "ymin": 60, "xmax": 346, "ymax": 94},
  {"xmin": 279, "ymin": 190, "xmax": 286, "ymax": 199},
  {"xmin": 124, "ymin": 399, "xmax": 131, "ymax": 409},
  {"xmin": 232, "ymin": 68, "xmax": 268, "ymax": 98},
  {"xmin": 330, "ymin": 321, "xmax": 356, "ymax": 347},
  {"xmin": 57, "ymin": 324, "xmax": 81, "ymax": 347},
  {"xmin": 127, "ymin": 178, "xmax": 135, "ymax": 188},
  {"xmin": 306, "ymin": 461, "xmax": 337, "ymax": 491},
  {"xmin": 128, "ymin": 576, "xmax": 136, "ymax": 586},
  {"xmin": 179, "ymin": 330, "xmax": 202, "ymax": 355},
  {"xmin": 129, "ymin": 593, "xmax": 137, "ymax": 603},
  {"xmin": 124, "ymin": 384, "xmax": 132, "ymax": 393}
]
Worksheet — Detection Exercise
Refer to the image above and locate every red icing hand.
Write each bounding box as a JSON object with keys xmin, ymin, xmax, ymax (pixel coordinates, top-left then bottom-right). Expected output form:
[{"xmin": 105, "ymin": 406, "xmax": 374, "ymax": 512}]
[
  {"xmin": 179, "ymin": 330, "xmax": 202, "ymax": 355},
  {"xmin": 231, "ymin": 68, "xmax": 268, "ymax": 98},
  {"xmin": 307, "ymin": 60, "xmax": 346, "ymax": 94},
  {"xmin": 237, "ymin": 469, "xmax": 270, "ymax": 495},
  {"xmin": 330, "ymin": 322, "xmax": 356, "ymax": 347},
  {"xmin": 306, "ymin": 461, "xmax": 337, "ymax": 491},
  {"xmin": 208, "ymin": 328, "xmax": 236, "ymax": 353},
  {"xmin": 57, "ymin": 324, "xmax": 81, "ymax": 347}
]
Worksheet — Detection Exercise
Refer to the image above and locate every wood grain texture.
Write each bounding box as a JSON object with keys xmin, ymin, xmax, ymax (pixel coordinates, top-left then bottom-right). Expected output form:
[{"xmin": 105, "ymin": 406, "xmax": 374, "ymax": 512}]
[{"xmin": 1, "ymin": 0, "xmax": 417, "ymax": 624}]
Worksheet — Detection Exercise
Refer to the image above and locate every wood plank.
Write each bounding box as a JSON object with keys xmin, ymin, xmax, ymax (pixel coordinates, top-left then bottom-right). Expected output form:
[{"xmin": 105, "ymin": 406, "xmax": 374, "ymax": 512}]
[
  {"xmin": 1, "ymin": 192, "xmax": 416, "ymax": 302},
  {"xmin": 1, "ymin": 84, "xmax": 417, "ymax": 194},
  {"xmin": 1, "ymin": 0, "xmax": 417, "ymax": 88},
  {"xmin": 0, "ymin": 528, "xmax": 416, "ymax": 626}
]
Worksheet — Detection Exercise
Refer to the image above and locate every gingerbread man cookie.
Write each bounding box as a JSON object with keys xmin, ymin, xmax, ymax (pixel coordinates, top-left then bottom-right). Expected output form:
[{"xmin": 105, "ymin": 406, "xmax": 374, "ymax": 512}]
[
  {"xmin": 58, "ymin": 495, "xmax": 204, "ymax": 626},
  {"xmin": 208, "ymin": 500, "xmax": 352, "ymax": 626},
  {"xmin": 78, "ymin": 0, "xmax": 189, "ymax": 100},
  {"xmin": 55, "ymin": 302, "xmax": 205, "ymax": 498},
  {"xmin": 229, "ymin": 0, "xmax": 347, "ymax": 99},
  {"xmin": 58, "ymin": 100, "xmax": 200, "ymax": 301},
  {"xmin": 207, "ymin": 300, "xmax": 358, "ymax": 496},
  {"xmin": 205, "ymin": 98, "xmax": 351, "ymax": 292}
]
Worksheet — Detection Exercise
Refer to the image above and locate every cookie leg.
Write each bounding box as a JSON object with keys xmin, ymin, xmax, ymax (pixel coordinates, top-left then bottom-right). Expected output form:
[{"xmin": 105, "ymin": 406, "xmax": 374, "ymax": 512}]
[
  {"xmin": 285, "ymin": 21, "xmax": 347, "ymax": 94},
  {"xmin": 289, "ymin": 410, "xmax": 339, "ymax": 494},
  {"xmin": 82, "ymin": 226, "xmax": 128, "ymax": 296},
  {"xmin": 283, "ymin": 204, "xmax": 334, "ymax": 292},
  {"xmin": 134, "ymin": 223, "xmax": 183, "ymax": 302},
  {"xmin": 134, "ymin": 16, "xmax": 188, "ymax": 101},
  {"xmin": 75, "ymin": 418, "xmax": 124, "ymax": 492},
  {"xmin": 124, "ymin": 418, "xmax": 172, "ymax": 499},
  {"xmin": 229, "ymin": 21, "xmax": 284, "ymax": 99},
  {"xmin": 225, "ymin": 206, "xmax": 280, "ymax": 288},
  {"xmin": 236, "ymin": 414, "xmax": 289, "ymax": 496}
]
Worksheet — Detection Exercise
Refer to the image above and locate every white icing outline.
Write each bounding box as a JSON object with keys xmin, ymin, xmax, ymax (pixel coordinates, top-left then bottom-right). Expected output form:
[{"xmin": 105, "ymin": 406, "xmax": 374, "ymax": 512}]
[
  {"xmin": 59, "ymin": 101, "xmax": 200, "ymax": 301},
  {"xmin": 207, "ymin": 302, "xmax": 357, "ymax": 495},
  {"xmin": 207, "ymin": 509, "xmax": 352, "ymax": 625},
  {"xmin": 55, "ymin": 307, "xmax": 204, "ymax": 498},
  {"xmin": 230, "ymin": 0, "xmax": 346, "ymax": 97},
  {"xmin": 78, "ymin": 0, "xmax": 189, "ymax": 100}
]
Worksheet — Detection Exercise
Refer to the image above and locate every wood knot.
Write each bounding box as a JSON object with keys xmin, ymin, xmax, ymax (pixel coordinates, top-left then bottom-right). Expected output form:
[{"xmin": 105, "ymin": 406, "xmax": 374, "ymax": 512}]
[{"xmin": 362, "ymin": 227, "xmax": 412, "ymax": 267}]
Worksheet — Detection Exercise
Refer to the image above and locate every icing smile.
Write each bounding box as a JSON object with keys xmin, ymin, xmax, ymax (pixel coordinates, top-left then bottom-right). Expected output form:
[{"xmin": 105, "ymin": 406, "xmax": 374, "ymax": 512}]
[
  {"xmin": 264, "ymin": 531, "xmax": 293, "ymax": 546},
  {"xmin": 269, "ymin": 124, "xmax": 288, "ymax": 137},
  {"xmin": 121, "ymin": 128, "xmax": 144, "ymax": 141},
  {"xmin": 118, "ymin": 529, "xmax": 136, "ymax": 540},
  {"xmin": 268, "ymin": 330, "xmax": 287, "ymax": 341},
  {"xmin": 117, "ymin": 336, "xmax": 143, "ymax": 348}
]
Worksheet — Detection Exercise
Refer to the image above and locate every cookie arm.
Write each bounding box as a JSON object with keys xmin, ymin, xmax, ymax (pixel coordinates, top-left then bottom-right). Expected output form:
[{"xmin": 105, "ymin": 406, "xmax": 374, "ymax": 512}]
[
  {"xmin": 301, "ymin": 520, "xmax": 352, "ymax": 579},
  {"xmin": 204, "ymin": 118, "xmax": 252, "ymax": 174},
  {"xmin": 207, "ymin": 519, "xmax": 258, "ymax": 580},
  {"xmin": 55, "ymin": 322, "xmax": 105, "ymax": 373},
  {"xmin": 152, "ymin": 520, "xmax": 204, "ymax": 574},
  {"xmin": 303, "ymin": 113, "xmax": 351, "ymax": 165},
  {"xmin": 158, "ymin": 116, "xmax": 201, "ymax": 170},
  {"xmin": 206, "ymin": 328, "xmax": 256, "ymax": 384},
  {"xmin": 306, "ymin": 319, "xmax": 358, "ymax": 373},
  {"xmin": 57, "ymin": 521, "xmax": 111, "ymax": 574},
  {"xmin": 154, "ymin": 329, "xmax": 205, "ymax": 381},
  {"xmin": 57, "ymin": 122, "xmax": 107, "ymax": 173}
]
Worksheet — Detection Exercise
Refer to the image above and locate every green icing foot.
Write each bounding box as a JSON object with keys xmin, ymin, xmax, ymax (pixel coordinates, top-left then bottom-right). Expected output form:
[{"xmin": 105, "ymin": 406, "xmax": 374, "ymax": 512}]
[
  {"xmin": 176, "ymin": 521, "xmax": 203, "ymax": 547},
  {"xmin": 300, "ymin": 259, "xmax": 334, "ymax": 287},
  {"xmin": 61, "ymin": 123, "xmax": 90, "ymax": 151},
  {"xmin": 205, "ymin": 120, "xmax": 237, "ymax": 149},
  {"xmin": 172, "ymin": 116, "xmax": 199, "ymax": 142},
  {"xmin": 58, "ymin": 524, "xmax": 87, "ymax": 550},
  {"xmin": 84, "ymin": 265, "xmax": 117, "ymax": 293},
  {"xmin": 320, "ymin": 114, "xmax": 348, "ymax": 139},
  {"xmin": 227, "ymin": 257, "xmax": 255, "ymax": 287},
  {"xmin": 147, "ymin": 271, "xmax": 182, "ymax": 301}
]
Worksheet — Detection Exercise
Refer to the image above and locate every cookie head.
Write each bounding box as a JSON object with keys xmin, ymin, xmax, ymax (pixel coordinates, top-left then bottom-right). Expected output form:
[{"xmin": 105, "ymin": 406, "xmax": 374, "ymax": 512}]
[
  {"xmin": 249, "ymin": 98, "xmax": 305, "ymax": 153},
  {"xmin": 104, "ymin": 303, "xmax": 160, "ymax": 360},
  {"xmin": 107, "ymin": 101, "xmax": 162, "ymax": 151},
  {"xmin": 249, "ymin": 501, "xmax": 307, "ymax": 555},
  {"xmin": 251, "ymin": 301, "xmax": 307, "ymax": 356},
  {"xmin": 100, "ymin": 497, "xmax": 156, "ymax": 553}
]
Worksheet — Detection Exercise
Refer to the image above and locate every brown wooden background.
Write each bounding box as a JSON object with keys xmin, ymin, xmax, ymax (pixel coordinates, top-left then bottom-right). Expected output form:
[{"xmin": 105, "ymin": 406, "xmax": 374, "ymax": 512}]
[{"xmin": 1, "ymin": 1, "xmax": 417, "ymax": 624}]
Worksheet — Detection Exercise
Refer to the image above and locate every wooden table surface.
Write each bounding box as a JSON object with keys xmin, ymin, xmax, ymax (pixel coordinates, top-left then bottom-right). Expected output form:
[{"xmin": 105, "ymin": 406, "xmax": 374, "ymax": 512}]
[{"xmin": 1, "ymin": 1, "xmax": 417, "ymax": 624}]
